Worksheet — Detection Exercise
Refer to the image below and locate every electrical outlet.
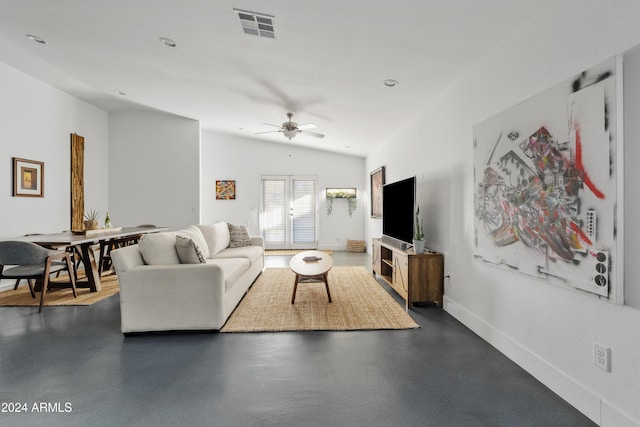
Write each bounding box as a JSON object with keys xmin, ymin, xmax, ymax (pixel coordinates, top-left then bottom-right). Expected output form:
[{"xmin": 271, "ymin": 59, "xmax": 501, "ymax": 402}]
[{"xmin": 593, "ymin": 342, "xmax": 610, "ymax": 372}]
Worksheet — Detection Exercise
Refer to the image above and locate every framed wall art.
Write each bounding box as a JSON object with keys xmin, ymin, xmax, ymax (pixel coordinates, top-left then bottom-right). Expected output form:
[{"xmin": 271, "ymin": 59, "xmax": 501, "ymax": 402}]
[
  {"xmin": 370, "ymin": 166, "xmax": 385, "ymax": 218},
  {"xmin": 13, "ymin": 157, "xmax": 44, "ymax": 197},
  {"xmin": 473, "ymin": 56, "xmax": 622, "ymax": 300},
  {"xmin": 216, "ymin": 180, "xmax": 236, "ymax": 200}
]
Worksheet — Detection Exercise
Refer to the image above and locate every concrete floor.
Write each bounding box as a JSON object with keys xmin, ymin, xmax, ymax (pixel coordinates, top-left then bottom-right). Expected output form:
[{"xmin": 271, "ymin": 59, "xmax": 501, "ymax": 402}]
[{"xmin": 0, "ymin": 252, "xmax": 594, "ymax": 427}]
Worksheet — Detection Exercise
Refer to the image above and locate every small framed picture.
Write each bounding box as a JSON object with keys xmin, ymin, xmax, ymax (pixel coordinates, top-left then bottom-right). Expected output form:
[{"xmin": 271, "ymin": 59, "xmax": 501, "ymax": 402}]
[
  {"xmin": 216, "ymin": 180, "xmax": 236, "ymax": 200},
  {"xmin": 13, "ymin": 157, "xmax": 44, "ymax": 197}
]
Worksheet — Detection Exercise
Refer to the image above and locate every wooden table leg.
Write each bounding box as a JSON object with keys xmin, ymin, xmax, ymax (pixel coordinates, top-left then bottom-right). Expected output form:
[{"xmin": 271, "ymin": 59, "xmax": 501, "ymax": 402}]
[
  {"xmin": 292, "ymin": 273, "xmax": 332, "ymax": 304},
  {"xmin": 291, "ymin": 274, "xmax": 299, "ymax": 304},
  {"xmin": 323, "ymin": 272, "xmax": 332, "ymax": 303},
  {"xmin": 78, "ymin": 243, "xmax": 102, "ymax": 292},
  {"xmin": 42, "ymin": 244, "xmax": 101, "ymax": 293}
]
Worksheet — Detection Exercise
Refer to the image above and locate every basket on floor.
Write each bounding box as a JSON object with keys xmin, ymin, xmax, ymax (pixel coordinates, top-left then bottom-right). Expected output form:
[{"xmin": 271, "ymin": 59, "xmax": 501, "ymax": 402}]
[{"xmin": 346, "ymin": 239, "xmax": 365, "ymax": 252}]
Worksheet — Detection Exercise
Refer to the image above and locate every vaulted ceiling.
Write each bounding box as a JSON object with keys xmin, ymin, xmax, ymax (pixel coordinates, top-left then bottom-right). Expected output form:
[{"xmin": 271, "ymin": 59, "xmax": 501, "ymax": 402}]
[{"xmin": 0, "ymin": 0, "xmax": 546, "ymax": 157}]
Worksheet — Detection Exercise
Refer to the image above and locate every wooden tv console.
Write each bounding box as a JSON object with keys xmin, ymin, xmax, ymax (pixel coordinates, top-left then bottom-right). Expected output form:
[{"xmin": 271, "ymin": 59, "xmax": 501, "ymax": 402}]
[{"xmin": 372, "ymin": 238, "xmax": 444, "ymax": 309}]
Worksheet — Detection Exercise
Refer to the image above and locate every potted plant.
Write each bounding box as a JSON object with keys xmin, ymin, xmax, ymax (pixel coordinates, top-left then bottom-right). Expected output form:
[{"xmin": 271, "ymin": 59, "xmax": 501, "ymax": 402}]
[
  {"xmin": 325, "ymin": 188, "xmax": 358, "ymax": 217},
  {"xmin": 413, "ymin": 205, "xmax": 425, "ymax": 254},
  {"xmin": 326, "ymin": 193, "xmax": 334, "ymax": 216},
  {"xmin": 346, "ymin": 193, "xmax": 357, "ymax": 217},
  {"xmin": 84, "ymin": 209, "xmax": 101, "ymax": 230}
]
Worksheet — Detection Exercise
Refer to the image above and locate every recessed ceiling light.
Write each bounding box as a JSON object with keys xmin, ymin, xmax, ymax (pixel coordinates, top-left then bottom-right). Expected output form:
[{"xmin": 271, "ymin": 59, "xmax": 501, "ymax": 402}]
[
  {"xmin": 383, "ymin": 79, "xmax": 398, "ymax": 87},
  {"xmin": 26, "ymin": 34, "xmax": 47, "ymax": 44},
  {"xmin": 114, "ymin": 90, "xmax": 127, "ymax": 96},
  {"xmin": 159, "ymin": 37, "xmax": 177, "ymax": 47}
]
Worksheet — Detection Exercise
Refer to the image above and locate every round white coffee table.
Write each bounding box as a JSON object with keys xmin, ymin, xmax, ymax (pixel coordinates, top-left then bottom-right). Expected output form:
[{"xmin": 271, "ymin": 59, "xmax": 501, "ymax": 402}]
[{"xmin": 289, "ymin": 250, "xmax": 333, "ymax": 304}]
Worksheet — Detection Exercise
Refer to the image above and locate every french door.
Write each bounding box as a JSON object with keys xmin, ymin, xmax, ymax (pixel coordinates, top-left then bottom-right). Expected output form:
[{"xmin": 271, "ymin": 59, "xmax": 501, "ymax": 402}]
[{"xmin": 261, "ymin": 176, "xmax": 318, "ymax": 250}]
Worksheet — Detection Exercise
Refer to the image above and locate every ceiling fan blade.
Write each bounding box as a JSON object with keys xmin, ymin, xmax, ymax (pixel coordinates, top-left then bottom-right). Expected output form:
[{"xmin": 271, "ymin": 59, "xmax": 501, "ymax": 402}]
[
  {"xmin": 297, "ymin": 124, "xmax": 317, "ymax": 130},
  {"xmin": 301, "ymin": 130, "xmax": 325, "ymax": 139},
  {"xmin": 254, "ymin": 130, "xmax": 282, "ymax": 135}
]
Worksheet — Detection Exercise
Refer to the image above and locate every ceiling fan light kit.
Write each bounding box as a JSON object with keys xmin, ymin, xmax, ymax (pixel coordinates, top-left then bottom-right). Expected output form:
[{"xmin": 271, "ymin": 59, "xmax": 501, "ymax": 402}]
[{"xmin": 283, "ymin": 129, "xmax": 297, "ymax": 139}]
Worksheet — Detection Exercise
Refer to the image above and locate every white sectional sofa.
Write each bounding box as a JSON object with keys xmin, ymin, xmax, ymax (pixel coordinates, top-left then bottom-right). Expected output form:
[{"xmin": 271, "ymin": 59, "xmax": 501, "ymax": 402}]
[{"xmin": 111, "ymin": 222, "xmax": 264, "ymax": 334}]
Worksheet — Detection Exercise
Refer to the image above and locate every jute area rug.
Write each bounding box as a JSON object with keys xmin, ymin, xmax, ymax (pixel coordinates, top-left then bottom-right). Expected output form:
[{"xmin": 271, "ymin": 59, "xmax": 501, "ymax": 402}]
[
  {"xmin": 265, "ymin": 249, "xmax": 333, "ymax": 256},
  {"xmin": 0, "ymin": 274, "xmax": 119, "ymax": 307},
  {"xmin": 221, "ymin": 266, "xmax": 418, "ymax": 333}
]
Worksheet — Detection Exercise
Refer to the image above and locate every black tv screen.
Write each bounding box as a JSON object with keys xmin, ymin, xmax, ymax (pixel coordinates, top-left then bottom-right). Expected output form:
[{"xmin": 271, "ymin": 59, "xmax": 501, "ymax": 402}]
[{"xmin": 382, "ymin": 176, "xmax": 415, "ymax": 245}]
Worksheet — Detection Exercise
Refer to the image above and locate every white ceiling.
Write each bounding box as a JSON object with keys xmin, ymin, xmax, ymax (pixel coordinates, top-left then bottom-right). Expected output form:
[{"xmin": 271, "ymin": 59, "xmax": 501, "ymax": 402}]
[{"xmin": 0, "ymin": 0, "xmax": 546, "ymax": 157}]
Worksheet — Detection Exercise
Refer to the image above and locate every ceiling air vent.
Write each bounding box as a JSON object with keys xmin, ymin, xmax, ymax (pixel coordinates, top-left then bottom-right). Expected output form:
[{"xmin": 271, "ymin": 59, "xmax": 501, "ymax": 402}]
[{"xmin": 234, "ymin": 9, "xmax": 275, "ymax": 39}]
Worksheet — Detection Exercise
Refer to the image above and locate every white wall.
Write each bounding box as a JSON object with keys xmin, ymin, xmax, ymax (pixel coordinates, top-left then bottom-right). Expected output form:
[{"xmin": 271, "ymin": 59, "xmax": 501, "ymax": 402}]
[
  {"xmin": 201, "ymin": 132, "xmax": 365, "ymax": 249},
  {"xmin": 0, "ymin": 62, "xmax": 109, "ymax": 239},
  {"xmin": 365, "ymin": 1, "xmax": 640, "ymax": 425},
  {"xmin": 108, "ymin": 110, "xmax": 200, "ymax": 229}
]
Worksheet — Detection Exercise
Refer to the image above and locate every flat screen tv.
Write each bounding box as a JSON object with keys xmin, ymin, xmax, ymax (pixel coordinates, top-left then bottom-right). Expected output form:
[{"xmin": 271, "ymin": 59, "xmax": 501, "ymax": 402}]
[{"xmin": 382, "ymin": 176, "xmax": 415, "ymax": 247}]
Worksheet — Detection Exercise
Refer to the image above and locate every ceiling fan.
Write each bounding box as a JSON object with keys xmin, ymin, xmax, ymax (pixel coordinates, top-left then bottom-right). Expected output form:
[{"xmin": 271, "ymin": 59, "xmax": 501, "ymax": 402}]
[{"xmin": 255, "ymin": 112, "xmax": 325, "ymax": 140}]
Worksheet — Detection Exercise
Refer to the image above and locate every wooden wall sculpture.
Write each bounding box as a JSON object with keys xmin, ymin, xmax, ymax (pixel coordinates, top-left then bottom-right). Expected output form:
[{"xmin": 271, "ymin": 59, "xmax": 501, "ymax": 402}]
[{"xmin": 71, "ymin": 133, "xmax": 84, "ymax": 230}]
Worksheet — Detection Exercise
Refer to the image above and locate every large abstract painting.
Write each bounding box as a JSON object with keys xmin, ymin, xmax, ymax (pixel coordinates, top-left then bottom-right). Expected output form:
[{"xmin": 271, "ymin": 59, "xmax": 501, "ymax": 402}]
[{"xmin": 473, "ymin": 57, "xmax": 621, "ymax": 298}]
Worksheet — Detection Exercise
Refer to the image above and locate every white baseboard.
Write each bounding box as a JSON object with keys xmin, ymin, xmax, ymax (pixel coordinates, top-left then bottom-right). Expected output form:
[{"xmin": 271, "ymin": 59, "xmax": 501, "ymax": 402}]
[
  {"xmin": 0, "ymin": 279, "xmax": 14, "ymax": 292},
  {"xmin": 318, "ymin": 244, "xmax": 346, "ymax": 251},
  {"xmin": 443, "ymin": 296, "xmax": 640, "ymax": 427}
]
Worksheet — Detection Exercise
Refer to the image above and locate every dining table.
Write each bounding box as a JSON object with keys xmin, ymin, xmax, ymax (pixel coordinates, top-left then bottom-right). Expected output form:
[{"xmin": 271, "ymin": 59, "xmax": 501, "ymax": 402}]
[{"xmin": 15, "ymin": 226, "xmax": 168, "ymax": 292}]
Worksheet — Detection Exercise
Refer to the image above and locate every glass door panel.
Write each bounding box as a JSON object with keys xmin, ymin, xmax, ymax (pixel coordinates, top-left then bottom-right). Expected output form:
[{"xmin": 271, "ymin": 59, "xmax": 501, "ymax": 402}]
[{"xmin": 261, "ymin": 176, "xmax": 317, "ymax": 250}]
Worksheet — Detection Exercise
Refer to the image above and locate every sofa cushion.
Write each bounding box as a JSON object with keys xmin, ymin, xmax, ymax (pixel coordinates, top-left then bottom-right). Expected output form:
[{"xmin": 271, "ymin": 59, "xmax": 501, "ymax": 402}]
[
  {"xmin": 228, "ymin": 224, "xmax": 252, "ymax": 248},
  {"xmin": 206, "ymin": 258, "xmax": 250, "ymax": 292},
  {"xmin": 196, "ymin": 222, "xmax": 230, "ymax": 257},
  {"xmin": 138, "ymin": 232, "xmax": 180, "ymax": 265},
  {"xmin": 175, "ymin": 236, "xmax": 207, "ymax": 264},
  {"xmin": 175, "ymin": 225, "xmax": 210, "ymax": 259},
  {"xmin": 214, "ymin": 246, "xmax": 263, "ymax": 266}
]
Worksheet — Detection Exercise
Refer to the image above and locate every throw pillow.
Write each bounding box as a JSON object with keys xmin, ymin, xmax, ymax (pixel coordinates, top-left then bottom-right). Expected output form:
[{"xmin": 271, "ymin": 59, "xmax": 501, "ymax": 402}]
[
  {"xmin": 228, "ymin": 224, "xmax": 252, "ymax": 248},
  {"xmin": 176, "ymin": 225, "xmax": 210, "ymax": 259},
  {"xmin": 138, "ymin": 232, "xmax": 180, "ymax": 265},
  {"xmin": 175, "ymin": 235, "xmax": 207, "ymax": 264},
  {"xmin": 196, "ymin": 221, "xmax": 230, "ymax": 256}
]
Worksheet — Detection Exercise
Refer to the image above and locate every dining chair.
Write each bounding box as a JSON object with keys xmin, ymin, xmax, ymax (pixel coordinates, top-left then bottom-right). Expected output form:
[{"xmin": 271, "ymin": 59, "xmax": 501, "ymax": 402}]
[
  {"xmin": 98, "ymin": 233, "xmax": 144, "ymax": 276},
  {"xmin": 0, "ymin": 241, "xmax": 77, "ymax": 312},
  {"xmin": 13, "ymin": 233, "xmax": 43, "ymax": 295},
  {"xmin": 13, "ymin": 276, "xmax": 36, "ymax": 298},
  {"xmin": 98, "ymin": 238, "xmax": 126, "ymax": 276}
]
